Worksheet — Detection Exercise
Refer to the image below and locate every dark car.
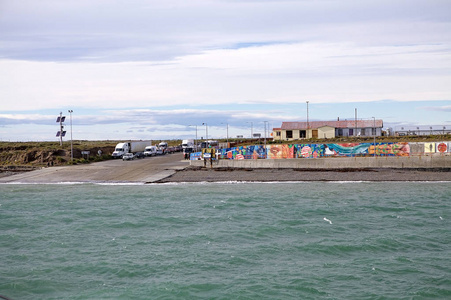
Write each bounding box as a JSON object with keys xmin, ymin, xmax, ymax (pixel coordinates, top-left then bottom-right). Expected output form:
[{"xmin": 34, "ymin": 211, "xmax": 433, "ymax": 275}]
[{"xmin": 135, "ymin": 152, "xmax": 145, "ymax": 159}]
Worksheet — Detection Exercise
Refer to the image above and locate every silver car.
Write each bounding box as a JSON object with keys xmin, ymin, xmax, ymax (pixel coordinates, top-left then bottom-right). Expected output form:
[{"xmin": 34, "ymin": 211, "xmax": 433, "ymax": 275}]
[{"xmin": 122, "ymin": 153, "xmax": 135, "ymax": 161}]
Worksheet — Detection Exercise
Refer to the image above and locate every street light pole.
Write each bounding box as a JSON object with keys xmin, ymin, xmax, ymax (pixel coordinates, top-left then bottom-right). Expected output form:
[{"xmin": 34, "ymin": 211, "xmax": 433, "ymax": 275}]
[
  {"xmin": 246, "ymin": 121, "xmax": 253, "ymax": 139},
  {"xmin": 306, "ymin": 101, "xmax": 309, "ymax": 129},
  {"xmin": 188, "ymin": 124, "xmax": 198, "ymax": 151},
  {"xmin": 221, "ymin": 123, "xmax": 229, "ymax": 145},
  {"xmin": 68, "ymin": 110, "xmax": 73, "ymax": 161},
  {"xmin": 372, "ymin": 117, "xmax": 376, "ymax": 157},
  {"xmin": 264, "ymin": 120, "xmax": 268, "ymax": 144},
  {"xmin": 202, "ymin": 123, "xmax": 208, "ymax": 147}
]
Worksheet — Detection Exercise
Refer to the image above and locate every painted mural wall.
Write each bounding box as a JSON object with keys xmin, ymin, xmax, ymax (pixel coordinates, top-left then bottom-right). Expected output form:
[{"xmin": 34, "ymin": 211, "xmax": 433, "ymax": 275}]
[{"xmin": 192, "ymin": 142, "xmax": 450, "ymax": 160}]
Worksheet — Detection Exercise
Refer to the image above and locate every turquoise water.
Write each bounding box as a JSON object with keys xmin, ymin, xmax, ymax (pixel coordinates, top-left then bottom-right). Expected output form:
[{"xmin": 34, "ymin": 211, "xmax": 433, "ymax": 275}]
[{"xmin": 1, "ymin": 182, "xmax": 450, "ymax": 299}]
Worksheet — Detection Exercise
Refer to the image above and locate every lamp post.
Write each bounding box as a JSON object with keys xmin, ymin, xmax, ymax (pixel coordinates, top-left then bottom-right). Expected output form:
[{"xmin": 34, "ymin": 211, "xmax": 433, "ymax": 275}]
[
  {"xmin": 263, "ymin": 121, "xmax": 268, "ymax": 151},
  {"xmin": 246, "ymin": 121, "xmax": 253, "ymax": 139},
  {"xmin": 306, "ymin": 101, "xmax": 309, "ymax": 129},
  {"xmin": 372, "ymin": 117, "xmax": 376, "ymax": 157},
  {"xmin": 221, "ymin": 123, "xmax": 229, "ymax": 145},
  {"xmin": 202, "ymin": 123, "xmax": 208, "ymax": 147},
  {"xmin": 188, "ymin": 124, "xmax": 198, "ymax": 151},
  {"xmin": 68, "ymin": 110, "xmax": 73, "ymax": 161}
]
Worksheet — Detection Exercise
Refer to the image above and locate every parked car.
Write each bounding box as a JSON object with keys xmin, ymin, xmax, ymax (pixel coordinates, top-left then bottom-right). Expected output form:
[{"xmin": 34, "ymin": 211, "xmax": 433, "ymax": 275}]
[
  {"xmin": 122, "ymin": 153, "xmax": 135, "ymax": 161},
  {"xmin": 156, "ymin": 148, "xmax": 164, "ymax": 155},
  {"xmin": 135, "ymin": 152, "xmax": 145, "ymax": 159}
]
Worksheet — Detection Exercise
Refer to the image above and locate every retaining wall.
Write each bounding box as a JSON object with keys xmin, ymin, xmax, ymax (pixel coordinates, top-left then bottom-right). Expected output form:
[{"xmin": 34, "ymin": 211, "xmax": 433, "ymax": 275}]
[{"xmin": 190, "ymin": 155, "xmax": 451, "ymax": 169}]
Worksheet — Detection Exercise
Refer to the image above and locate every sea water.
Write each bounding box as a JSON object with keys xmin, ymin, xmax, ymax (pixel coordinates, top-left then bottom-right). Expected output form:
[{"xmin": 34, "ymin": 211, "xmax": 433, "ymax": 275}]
[{"xmin": 0, "ymin": 182, "xmax": 450, "ymax": 300}]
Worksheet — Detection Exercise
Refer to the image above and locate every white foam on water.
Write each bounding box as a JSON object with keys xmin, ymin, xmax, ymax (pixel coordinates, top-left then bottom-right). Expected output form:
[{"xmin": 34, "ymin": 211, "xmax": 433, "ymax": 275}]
[
  {"xmin": 323, "ymin": 217, "xmax": 333, "ymax": 224},
  {"xmin": 95, "ymin": 182, "xmax": 145, "ymax": 186}
]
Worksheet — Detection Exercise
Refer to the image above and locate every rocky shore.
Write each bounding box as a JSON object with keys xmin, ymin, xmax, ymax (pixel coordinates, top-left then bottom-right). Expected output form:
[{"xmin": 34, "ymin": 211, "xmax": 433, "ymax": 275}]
[{"xmin": 157, "ymin": 166, "xmax": 451, "ymax": 183}]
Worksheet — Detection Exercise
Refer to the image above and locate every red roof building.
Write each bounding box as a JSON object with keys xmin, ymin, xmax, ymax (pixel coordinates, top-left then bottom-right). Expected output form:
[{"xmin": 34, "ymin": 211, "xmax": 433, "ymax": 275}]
[{"xmin": 273, "ymin": 119, "xmax": 384, "ymax": 141}]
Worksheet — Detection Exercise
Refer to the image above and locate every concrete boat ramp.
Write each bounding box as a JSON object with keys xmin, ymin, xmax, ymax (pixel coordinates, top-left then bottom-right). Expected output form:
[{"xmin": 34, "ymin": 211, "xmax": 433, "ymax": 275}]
[{"xmin": 0, "ymin": 153, "xmax": 189, "ymax": 184}]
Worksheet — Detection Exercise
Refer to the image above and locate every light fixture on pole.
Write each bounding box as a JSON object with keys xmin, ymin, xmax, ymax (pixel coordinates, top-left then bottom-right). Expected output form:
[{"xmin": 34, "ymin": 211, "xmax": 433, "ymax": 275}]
[
  {"xmin": 56, "ymin": 112, "xmax": 66, "ymax": 146},
  {"xmin": 68, "ymin": 110, "xmax": 73, "ymax": 161}
]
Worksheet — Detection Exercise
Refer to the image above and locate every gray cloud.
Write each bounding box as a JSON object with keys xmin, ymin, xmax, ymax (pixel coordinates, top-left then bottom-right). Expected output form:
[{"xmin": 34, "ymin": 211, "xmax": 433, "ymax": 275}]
[
  {"xmin": 420, "ymin": 105, "xmax": 451, "ymax": 112},
  {"xmin": 0, "ymin": 108, "xmax": 286, "ymax": 130},
  {"xmin": 1, "ymin": 0, "xmax": 450, "ymax": 62}
]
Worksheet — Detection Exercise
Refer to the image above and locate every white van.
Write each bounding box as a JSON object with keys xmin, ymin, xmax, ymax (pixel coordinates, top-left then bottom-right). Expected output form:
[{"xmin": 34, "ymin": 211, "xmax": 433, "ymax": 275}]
[{"xmin": 144, "ymin": 146, "xmax": 158, "ymax": 157}]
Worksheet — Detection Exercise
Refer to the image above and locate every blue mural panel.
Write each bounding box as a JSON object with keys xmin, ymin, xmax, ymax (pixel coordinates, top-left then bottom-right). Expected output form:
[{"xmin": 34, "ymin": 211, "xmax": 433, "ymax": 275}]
[{"xmin": 193, "ymin": 142, "xmax": 411, "ymax": 160}]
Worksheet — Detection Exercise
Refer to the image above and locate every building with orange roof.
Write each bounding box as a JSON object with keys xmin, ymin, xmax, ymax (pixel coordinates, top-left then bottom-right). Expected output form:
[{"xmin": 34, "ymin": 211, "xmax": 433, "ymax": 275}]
[{"xmin": 273, "ymin": 119, "xmax": 383, "ymax": 141}]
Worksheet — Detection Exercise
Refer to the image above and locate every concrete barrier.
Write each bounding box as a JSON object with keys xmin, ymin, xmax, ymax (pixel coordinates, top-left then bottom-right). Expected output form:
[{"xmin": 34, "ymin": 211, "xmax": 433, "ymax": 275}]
[{"xmin": 191, "ymin": 155, "xmax": 451, "ymax": 169}]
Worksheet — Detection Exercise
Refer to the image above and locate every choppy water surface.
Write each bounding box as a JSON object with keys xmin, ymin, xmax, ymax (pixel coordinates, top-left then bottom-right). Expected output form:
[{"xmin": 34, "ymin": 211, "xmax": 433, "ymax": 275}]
[{"xmin": 1, "ymin": 182, "xmax": 450, "ymax": 299}]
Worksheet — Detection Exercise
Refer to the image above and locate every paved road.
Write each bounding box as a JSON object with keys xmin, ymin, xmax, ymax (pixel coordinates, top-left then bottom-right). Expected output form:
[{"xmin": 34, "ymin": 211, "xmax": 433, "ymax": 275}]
[{"xmin": 0, "ymin": 153, "xmax": 190, "ymax": 184}]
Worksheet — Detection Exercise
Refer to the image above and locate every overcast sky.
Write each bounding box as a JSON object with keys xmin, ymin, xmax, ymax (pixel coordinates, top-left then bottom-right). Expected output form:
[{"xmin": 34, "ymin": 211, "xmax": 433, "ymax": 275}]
[{"xmin": 1, "ymin": 0, "xmax": 450, "ymax": 141}]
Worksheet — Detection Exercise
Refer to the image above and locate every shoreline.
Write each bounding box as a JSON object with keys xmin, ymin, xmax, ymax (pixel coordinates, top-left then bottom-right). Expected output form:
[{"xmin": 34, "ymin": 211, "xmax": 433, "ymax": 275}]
[
  {"xmin": 156, "ymin": 167, "xmax": 451, "ymax": 183},
  {"xmin": 1, "ymin": 166, "xmax": 450, "ymax": 184}
]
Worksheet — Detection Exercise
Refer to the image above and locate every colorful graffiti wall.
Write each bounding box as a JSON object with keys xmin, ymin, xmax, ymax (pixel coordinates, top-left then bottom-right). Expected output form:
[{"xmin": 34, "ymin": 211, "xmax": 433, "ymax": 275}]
[
  {"xmin": 217, "ymin": 145, "xmax": 267, "ymax": 160},
  {"xmin": 191, "ymin": 142, "xmax": 450, "ymax": 160}
]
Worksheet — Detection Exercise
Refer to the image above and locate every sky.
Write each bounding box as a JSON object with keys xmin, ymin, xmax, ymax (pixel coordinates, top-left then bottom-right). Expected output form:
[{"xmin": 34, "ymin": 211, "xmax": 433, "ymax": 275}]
[{"xmin": 0, "ymin": 0, "xmax": 450, "ymax": 142}]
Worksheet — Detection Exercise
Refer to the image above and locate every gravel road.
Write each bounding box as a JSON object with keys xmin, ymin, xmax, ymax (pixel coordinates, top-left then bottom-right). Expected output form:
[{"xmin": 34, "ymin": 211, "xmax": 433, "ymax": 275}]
[{"xmin": 0, "ymin": 153, "xmax": 189, "ymax": 184}]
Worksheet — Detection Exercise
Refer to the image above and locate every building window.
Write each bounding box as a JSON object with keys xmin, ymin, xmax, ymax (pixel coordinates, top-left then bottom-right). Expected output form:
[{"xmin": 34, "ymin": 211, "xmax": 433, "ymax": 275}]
[
  {"xmin": 286, "ymin": 130, "xmax": 293, "ymax": 139},
  {"xmin": 299, "ymin": 130, "xmax": 306, "ymax": 138},
  {"xmin": 276, "ymin": 131, "xmax": 281, "ymax": 137},
  {"xmin": 349, "ymin": 129, "xmax": 354, "ymax": 136},
  {"xmin": 372, "ymin": 128, "xmax": 376, "ymax": 135}
]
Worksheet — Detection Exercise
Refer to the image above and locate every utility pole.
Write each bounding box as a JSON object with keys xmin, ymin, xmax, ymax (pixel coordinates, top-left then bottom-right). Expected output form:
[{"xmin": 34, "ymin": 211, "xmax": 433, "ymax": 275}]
[
  {"xmin": 68, "ymin": 110, "xmax": 73, "ymax": 161},
  {"xmin": 264, "ymin": 121, "xmax": 268, "ymax": 157},
  {"xmin": 355, "ymin": 108, "xmax": 357, "ymax": 137}
]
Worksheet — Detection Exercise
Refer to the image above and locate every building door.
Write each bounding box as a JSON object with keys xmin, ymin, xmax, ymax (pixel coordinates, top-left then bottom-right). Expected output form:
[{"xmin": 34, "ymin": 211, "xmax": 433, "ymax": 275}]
[{"xmin": 312, "ymin": 129, "xmax": 318, "ymax": 138}]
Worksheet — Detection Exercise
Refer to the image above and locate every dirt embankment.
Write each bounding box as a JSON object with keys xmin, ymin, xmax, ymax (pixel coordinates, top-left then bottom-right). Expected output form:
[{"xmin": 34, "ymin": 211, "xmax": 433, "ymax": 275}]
[{"xmin": 0, "ymin": 143, "xmax": 115, "ymax": 171}]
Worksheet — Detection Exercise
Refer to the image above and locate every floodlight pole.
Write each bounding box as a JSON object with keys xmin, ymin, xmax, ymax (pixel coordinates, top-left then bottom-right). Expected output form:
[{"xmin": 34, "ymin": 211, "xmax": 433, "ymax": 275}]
[
  {"xmin": 59, "ymin": 112, "xmax": 63, "ymax": 146},
  {"xmin": 68, "ymin": 110, "xmax": 73, "ymax": 160}
]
